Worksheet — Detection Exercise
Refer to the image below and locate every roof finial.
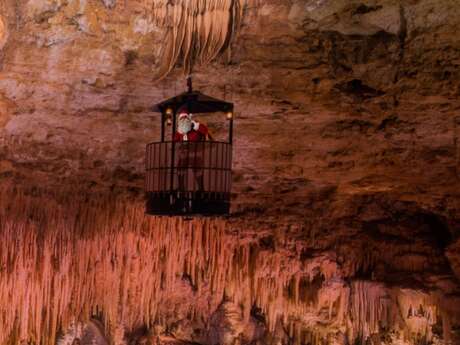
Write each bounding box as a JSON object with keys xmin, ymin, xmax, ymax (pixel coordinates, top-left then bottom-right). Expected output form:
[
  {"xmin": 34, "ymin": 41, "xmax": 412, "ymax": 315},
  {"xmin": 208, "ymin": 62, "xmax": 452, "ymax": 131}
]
[{"xmin": 187, "ymin": 76, "xmax": 193, "ymax": 93}]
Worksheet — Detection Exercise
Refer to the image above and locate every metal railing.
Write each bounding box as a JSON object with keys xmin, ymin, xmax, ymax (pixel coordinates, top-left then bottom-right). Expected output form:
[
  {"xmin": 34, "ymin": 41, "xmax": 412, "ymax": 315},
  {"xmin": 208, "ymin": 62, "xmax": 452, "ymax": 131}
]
[{"xmin": 145, "ymin": 141, "xmax": 232, "ymax": 195}]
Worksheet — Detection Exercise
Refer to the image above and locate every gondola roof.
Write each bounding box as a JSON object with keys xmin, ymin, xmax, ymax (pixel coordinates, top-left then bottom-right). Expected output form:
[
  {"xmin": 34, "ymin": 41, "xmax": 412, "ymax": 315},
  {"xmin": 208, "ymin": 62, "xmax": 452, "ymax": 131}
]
[{"xmin": 152, "ymin": 90, "xmax": 234, "ymax": 114}]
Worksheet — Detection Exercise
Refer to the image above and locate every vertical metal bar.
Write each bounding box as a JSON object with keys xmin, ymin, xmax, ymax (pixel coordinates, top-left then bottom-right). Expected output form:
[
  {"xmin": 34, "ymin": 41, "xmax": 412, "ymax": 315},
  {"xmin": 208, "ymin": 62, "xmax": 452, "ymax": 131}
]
[
  {"xmin": 163, "ymin": 142, "xmax": 167, "ymax": 190},
  {"xmin": 170, "ymin": 109, "xmax": 177, "ymax": 192},
  {"xmin": 152, "ymin": 144, "xmax": 155, "ymax": 192},
  {"xmin": 216, "ymin": 143, "xmax": 220, "ymax": 193},
  {"xmin": 211, "ymin": 144, "xmax": 216, "ymax": 193},
  {"xmin": 455, "ymin": 116, "xmax": 460, "ymax": 179},
  {"xmin": 153, "ymin": 143, "xmax": 155, "ymax": 191},
  {"xmin": 222, "ymin": 144, "xmax": 226, "ymax": 193},
  {"xmin": 226, "ymin": 143, "xmax": 229, "ymax": 192},
  {"xmin": 186, "ymin": 142, "xmax": 190, "ymax": 193},
  {"xmin": 229, "ymin": 114, "xmax": 234, "ymax": 144},
  {"xmin": 154, "ymin": 144, "xmax": 157, "ymax": 191},
  {"xmin": 161, "ymin": 112, "xmax": 165, "ymax": 142},
  {"xmin": 216, "ymin": 143, "xmax": 221, "ymax": 194},
  {"xmin": 208, "ymin": 141, "xmax": 213, "ymax": 192},
  {"xmin": 189, "ymin": 142, "xmax": 192, "ymax": 193},
  {"xmin": 203, "ymin": 142, "xmax": 206, "ymax": 192},
  {"xmin": 151, "ymin": 144, "xmax": 154, "ymax": 191},
  {"xmin": 195, "ymin": 142, "xmax": 199, "ymax": 192},
  {"xmin": 222, "ymin": 143, "xmax": 226, "ymax": 194},
  {"xmin": 219, "ymin": 143, "xmax": 223, "ymax": 192},
  {"xmin": 228, "ymin": 107, "xmax": 234, "ymax": 201},
  {"xmin": 228, "ymin": 144, "xmax": 232, "ymax": 193},
  {"xmin": 219, "ymin": 143, "xmax": 222, "ymax": 193},
  {"xmin": 159, "ymin": 143, "xmax": 162, "ymax": 191},
  {"xmin": 155, "ymin": 144, "xmax": 159, "ymax": 191},
  {"xmin": 229, "ymin": 143, "xmax": 233, "ymax": 195},
  {"xmin": 145, "ymin": 144, "xmax": 149, "ymax": 191},
  {"xmin": 215, "ymin": 143, "xmax": 219, "ymax": 194},
  {"xmin": 162, "ymin": 142, "xmax": 165, "ymax": 191},
  {"xmin": 224, "ymin": 143, "xmax": 228, "ymax": 193},
  {"xmin": 152, "ymin": 143, "xmax": 160, "ymax": 190},
  {"xmin": 199, "ymin": 142, "xmax": 202, "ymax": 193}
]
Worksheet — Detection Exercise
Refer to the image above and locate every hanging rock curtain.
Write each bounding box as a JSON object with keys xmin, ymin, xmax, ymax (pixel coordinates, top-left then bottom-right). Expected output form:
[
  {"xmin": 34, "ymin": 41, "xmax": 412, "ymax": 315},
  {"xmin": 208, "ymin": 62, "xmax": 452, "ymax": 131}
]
[
  {"xmin": 151, "ymin": 0, "xmax": 246, "ymax": 79},
  {"xmin": 0, "ymin": 16, "xmax": 7, "ymax": 50}
]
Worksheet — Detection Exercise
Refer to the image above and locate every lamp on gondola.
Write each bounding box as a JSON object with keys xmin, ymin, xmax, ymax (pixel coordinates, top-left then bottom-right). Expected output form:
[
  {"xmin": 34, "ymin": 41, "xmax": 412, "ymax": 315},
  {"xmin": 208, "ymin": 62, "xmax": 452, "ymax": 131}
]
[
  {"xmin": 145, "ymin": 78, "xmax": 235, "ymax": 216},
  {"xmin": 166, "ymin": 107, "xmax": 173, "ymax": 126}
]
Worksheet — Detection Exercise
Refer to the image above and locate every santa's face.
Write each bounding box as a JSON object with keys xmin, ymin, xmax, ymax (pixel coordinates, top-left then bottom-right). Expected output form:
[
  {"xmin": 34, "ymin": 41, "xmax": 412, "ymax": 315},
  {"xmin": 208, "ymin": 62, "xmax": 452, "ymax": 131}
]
[{"xmin": 178, "ymin": 114, "xmax": 192, "ymax": 134}]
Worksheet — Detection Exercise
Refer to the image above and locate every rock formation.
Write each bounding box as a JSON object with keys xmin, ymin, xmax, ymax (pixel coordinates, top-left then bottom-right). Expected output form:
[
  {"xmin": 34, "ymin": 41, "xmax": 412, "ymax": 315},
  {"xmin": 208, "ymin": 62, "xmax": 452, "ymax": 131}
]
[
  {"xmin": 0, "ymin": 1, "xmax": 459, "ymax": 345},
  {"xmin": 1, "ymin": 189, "xmax": 459, "ymax": 345}
]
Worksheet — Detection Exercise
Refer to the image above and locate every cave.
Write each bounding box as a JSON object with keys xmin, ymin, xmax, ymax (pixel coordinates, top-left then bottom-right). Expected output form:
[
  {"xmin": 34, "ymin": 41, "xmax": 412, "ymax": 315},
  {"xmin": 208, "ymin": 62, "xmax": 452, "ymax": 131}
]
[{"xmin": 0, "ymin": 1, "xmax": 459, "ymax": 345}]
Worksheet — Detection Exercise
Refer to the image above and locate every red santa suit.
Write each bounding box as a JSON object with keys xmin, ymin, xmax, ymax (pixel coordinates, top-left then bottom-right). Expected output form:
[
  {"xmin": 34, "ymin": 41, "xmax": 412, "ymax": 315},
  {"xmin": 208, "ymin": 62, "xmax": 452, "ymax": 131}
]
[{"xmin": 174, "ymin": 112, "xmax": 209, "ymax": 191}]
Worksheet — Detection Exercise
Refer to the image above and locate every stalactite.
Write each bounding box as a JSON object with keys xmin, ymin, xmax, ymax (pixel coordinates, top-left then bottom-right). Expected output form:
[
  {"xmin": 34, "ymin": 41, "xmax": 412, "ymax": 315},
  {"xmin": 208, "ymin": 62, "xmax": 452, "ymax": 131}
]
[
  {"xmin": 0, "ymin": 16, "xmax": 6, "ymax": 49},
  {"xmin": 0, "ymin": 187, "xmax": 457, "ymax": 345},
  {"xmin": 149, "ymin": 0, "xmax": 247, "ymax": 79}
]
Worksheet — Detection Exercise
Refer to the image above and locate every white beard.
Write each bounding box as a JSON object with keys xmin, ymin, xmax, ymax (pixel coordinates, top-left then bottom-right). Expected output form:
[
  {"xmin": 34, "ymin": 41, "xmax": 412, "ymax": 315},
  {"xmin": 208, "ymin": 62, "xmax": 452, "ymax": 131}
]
[{"xmin": 178, "ymin": 119, "xmax": 192, "ymax": 134}]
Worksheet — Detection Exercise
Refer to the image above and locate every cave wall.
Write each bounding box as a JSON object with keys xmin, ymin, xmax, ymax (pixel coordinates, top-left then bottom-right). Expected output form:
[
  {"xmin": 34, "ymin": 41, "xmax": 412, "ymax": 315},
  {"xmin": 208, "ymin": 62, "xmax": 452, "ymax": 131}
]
[{"xmin": 0, "ymin": 0, "xmax": 458, "ymax": 201}]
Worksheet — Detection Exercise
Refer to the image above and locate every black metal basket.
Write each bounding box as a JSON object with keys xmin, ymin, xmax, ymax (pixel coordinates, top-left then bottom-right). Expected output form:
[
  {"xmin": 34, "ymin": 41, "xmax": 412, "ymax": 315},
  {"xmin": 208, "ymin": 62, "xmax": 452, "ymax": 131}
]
[{"xmin": 145, "ymin": 141, "xmax": 232, "ymax": 215}]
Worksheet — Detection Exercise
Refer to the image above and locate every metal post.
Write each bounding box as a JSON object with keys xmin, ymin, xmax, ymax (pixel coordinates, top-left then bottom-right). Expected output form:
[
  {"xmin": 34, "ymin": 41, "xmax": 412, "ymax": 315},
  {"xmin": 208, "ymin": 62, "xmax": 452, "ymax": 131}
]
[
  {"xmin": 187, "ymin": 77, "xmax": 193, "ymax": 93},
  {"xmin": 455, "ymin": 116, "xmax": 460, "ymax": 180},
  {"xmin": 161, "ymin": 111, "xmax": 165, "ymax": 142},
  {"xmin": 229, "ymin": 111, "xmax": 234, "ymax": 145},
  {"xmin": 170, "ymin": 108, "xmax": 177, "ymax": 193}
]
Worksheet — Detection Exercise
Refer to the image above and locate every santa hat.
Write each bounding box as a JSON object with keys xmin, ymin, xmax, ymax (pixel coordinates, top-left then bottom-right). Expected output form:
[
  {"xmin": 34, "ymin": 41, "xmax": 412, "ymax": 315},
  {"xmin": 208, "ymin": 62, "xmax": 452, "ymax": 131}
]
[
  {"xmin": 179, "ymin": 113, "xmax": 192, "ymax": 121},
  {"xmin": 178, "ymin": 105, "xmax": 192, "ymax": 118}
]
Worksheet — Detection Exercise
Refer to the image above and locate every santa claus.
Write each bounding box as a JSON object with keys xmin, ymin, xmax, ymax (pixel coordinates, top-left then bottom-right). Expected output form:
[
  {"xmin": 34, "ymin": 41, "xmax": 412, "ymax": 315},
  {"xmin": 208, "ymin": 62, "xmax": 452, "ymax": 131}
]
[
  {"xmin": 174, "ymin": 106, "xmax": 213, "ymax": 142},
  {"xmin": 173, "ymin": 106, "xmax": 212, "ymax": 193}
]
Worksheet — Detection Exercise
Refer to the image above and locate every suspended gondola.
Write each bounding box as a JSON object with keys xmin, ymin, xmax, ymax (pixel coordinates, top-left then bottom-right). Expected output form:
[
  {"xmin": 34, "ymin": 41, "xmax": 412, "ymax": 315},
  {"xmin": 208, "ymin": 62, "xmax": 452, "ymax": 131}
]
[{"xmin": 145, "ymin": 78, "xmax": 234, "ymax": 216}]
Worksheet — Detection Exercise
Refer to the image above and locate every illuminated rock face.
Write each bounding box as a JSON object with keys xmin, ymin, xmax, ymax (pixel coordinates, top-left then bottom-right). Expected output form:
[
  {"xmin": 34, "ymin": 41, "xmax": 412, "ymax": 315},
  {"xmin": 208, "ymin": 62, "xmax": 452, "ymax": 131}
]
[
  {"xmin": 0, "ymin": 0, "xmax": 458, "ymax": 203},
  {"xmin": 0, "ymin": 1, "xmax": 459, "ymax": 345}
]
